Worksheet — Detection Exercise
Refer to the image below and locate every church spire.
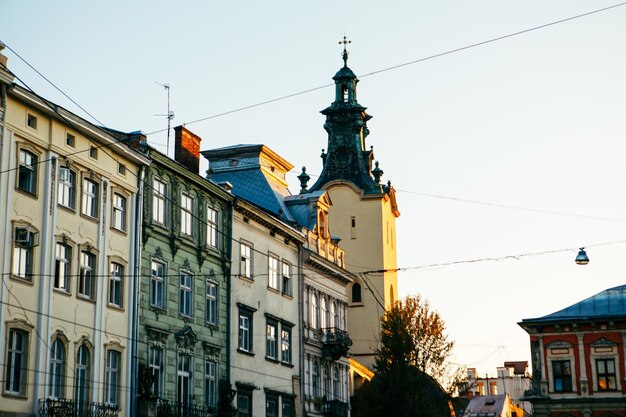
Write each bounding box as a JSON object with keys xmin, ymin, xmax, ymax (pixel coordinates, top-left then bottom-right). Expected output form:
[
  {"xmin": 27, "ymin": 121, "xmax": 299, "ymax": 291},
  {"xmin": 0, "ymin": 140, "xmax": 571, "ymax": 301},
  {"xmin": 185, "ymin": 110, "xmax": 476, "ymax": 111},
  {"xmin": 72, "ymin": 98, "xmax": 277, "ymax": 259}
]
[{"xmin": 309, "ymin": 40, "xmax": 383, "ymax": 195}]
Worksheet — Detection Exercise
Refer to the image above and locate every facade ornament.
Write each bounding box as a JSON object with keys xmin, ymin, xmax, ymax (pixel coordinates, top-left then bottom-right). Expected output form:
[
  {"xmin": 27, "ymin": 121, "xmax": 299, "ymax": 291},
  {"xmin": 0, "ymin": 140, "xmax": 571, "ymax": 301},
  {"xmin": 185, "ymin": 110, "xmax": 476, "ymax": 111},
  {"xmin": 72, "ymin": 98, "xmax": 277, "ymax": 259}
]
[
  {"xmin": 146, "ymin": 327, "xmax": 169, "ymax": 347},
  {"xmin": 175, "ymin": 325, "xmax": 198, "ymax": 353},
  {"xmin": 182, "ymin": 257, "xmax": 192, "ymax": 271},
  {"xmin": 154, "ymin": 246, "xmax": 164, "ymax": 260},
  {"xmin": 371, "ymin": 161, "xmax": 383, "ymax": 184},
  {"xmin": 298, "ymin": 167, "xmax": 310, "ymax": 194}
]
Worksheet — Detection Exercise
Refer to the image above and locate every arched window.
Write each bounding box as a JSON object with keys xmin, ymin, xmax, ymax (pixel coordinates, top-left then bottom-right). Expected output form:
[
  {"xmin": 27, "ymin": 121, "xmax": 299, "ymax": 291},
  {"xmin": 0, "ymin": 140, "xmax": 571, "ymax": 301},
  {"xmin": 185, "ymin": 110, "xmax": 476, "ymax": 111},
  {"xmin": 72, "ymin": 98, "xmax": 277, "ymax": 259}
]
[
  {"xmin": 311, "ymin": 293, "xmax": 318, "ymax": 329},
  {"xmin": 330, "ymin": 302, "xmax": 337, "ymax": 329},
  {"xmin": 323, "ymin": 365, "xmax": 330, "ymax": 397},
  {"xmin": 320, "ymin": 297, "xmax": 328, "ymax": 329},
  {"xmin": 49, "ymin": 338, "xmax": 65, "ymax": 398},
  {"xmin": 332, "ymin": 366, "xmax": 340, "ymax": 400},
  {"xmin": 352, "ymin": 283, "xmax": 362, "ymax": 303},
  {"xmin": 76, "ymin": 345, "xmax": 91, "ymax": 404},
  {"xmin": 312, "ymin": 361, "xmax": 320, "ymax": 397}
]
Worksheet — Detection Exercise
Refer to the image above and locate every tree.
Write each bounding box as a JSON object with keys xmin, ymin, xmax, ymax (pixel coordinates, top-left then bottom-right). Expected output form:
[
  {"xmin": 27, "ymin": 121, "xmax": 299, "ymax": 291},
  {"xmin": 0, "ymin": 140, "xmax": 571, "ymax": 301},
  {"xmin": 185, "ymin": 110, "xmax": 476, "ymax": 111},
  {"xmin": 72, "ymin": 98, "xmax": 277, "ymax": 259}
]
[{"xmin": 352, "ymin": 295, "xmax": 460, "ymax": 417}]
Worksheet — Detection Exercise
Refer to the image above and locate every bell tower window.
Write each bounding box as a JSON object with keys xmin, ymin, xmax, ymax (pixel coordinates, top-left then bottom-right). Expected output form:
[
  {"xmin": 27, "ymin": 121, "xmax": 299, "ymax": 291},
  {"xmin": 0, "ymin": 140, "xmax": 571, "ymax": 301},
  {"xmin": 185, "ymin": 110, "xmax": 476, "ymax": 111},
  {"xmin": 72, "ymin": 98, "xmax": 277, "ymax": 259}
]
[{"xmin": 342, "ymin": 85, "xmax": 348, "ymax": 102}]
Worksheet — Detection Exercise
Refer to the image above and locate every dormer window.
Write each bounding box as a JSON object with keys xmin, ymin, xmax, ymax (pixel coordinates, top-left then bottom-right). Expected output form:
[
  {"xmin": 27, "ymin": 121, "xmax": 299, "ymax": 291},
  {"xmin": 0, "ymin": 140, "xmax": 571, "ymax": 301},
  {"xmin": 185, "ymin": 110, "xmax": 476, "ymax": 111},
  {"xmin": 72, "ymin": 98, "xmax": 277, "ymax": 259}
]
[{"xmin": 318, "ymin": 211, "xmax": 328, "ymax": 239}]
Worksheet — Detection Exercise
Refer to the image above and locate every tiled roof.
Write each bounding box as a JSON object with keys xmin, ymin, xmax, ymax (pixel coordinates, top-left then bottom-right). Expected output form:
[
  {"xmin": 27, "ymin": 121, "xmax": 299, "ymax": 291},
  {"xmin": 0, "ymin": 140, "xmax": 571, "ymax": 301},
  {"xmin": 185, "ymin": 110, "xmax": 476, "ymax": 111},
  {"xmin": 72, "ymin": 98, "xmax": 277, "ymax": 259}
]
[
  {"xmin": 463, "ymin": 395, "xmax": 506, "ymax": 416},
  {"xmin": 522, "ymin": 284, "xmax": 626, "ymax": 323},
  {"xmin": 503, "ymin": 361, "xmax": 528, "ymax": 375}
]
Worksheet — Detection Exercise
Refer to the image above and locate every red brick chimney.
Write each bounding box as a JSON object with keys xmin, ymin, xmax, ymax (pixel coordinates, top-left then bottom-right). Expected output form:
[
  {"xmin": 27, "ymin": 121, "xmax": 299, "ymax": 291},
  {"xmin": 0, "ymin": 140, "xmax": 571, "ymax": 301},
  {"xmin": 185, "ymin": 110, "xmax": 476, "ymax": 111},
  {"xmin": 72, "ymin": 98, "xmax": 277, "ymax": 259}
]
[{"xmin": 174, "ymin": 125, "xmax": 201, "ymax": 174}]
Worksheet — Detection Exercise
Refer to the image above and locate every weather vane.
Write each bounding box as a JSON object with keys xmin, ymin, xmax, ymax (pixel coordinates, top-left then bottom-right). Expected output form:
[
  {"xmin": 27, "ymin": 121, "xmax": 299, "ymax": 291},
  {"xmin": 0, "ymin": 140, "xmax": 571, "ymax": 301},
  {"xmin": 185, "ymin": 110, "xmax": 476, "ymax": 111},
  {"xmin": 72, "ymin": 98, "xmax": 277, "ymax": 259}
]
[{"xmin": 338, "ymin": 35, "xmax": 351, "ymax": 66}]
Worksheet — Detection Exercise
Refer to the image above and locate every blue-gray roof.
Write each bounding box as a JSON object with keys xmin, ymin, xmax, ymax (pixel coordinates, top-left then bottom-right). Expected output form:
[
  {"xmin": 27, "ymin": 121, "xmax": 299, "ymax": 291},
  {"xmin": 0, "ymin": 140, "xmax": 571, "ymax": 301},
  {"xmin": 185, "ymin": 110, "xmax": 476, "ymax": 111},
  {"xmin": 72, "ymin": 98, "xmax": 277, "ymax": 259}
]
[{"xmin": 522, "ymin": 285, "xmax": 626, "ymax": 323}]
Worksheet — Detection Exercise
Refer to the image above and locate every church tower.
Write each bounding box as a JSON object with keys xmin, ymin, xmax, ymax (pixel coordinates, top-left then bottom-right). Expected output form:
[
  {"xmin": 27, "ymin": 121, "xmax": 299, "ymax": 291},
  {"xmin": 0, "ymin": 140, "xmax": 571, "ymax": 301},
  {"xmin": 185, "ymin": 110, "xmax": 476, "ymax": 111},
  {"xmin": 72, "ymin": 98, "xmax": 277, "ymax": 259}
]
[{"xmin": 308, "ymin": 39, "xmax": 400, "ymax": 373}]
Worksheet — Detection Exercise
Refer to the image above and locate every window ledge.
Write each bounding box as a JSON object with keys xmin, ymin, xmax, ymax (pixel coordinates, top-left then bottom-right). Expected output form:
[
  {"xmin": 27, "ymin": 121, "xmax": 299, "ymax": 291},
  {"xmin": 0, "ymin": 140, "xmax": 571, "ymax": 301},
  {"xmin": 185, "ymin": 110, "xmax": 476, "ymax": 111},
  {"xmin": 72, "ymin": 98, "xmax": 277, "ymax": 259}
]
[
  {"xmin": 57, "ymin": 204, "xmax": 77, "ymax": 214},
  {"xmin": 237, "ymin": 349, "xmax": 255, "ymax": 357},
  {"xmin": 77, "ymin": 295, "xmax": 96, "ymax": 304},
  {"xmin": 265, "ymin": 356, "xmax": 280, "ymax": 364},
  {"xmin": 52, "ymin": 288, "xmax": 72, "ymax": 296},
  {"xmin": 280, "ymin": 362, "xmax": 295, "ymax": 368},
  {"xmin": 2, "ymin": 391, "xmax": 28, "ymax": 400}
]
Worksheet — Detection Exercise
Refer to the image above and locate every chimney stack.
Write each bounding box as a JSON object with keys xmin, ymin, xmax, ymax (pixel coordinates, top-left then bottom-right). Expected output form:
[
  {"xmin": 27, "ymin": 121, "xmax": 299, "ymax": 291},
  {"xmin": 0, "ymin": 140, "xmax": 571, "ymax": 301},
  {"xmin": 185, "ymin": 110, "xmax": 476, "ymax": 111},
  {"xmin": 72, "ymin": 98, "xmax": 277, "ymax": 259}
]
[{"xmin": 174, "ymin": 125, "xmax": 201, "ymax": 174}]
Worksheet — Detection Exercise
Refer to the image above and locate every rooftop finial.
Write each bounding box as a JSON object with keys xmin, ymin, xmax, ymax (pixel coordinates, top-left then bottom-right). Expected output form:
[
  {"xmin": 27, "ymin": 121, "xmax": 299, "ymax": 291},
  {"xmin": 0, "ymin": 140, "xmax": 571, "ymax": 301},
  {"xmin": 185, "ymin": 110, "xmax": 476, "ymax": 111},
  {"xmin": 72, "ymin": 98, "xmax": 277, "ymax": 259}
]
[{"xmin": 339, "ymin": 35, "xmax": 351, "ymax": 67}]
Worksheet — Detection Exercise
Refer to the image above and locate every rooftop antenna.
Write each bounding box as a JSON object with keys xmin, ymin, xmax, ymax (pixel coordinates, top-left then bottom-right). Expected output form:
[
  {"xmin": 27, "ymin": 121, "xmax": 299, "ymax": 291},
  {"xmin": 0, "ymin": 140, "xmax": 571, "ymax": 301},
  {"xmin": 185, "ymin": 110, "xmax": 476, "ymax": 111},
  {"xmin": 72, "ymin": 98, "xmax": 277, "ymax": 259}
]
[{"xmin": 154, "ymin": 82, "xmax": 175, "ymax": 156}]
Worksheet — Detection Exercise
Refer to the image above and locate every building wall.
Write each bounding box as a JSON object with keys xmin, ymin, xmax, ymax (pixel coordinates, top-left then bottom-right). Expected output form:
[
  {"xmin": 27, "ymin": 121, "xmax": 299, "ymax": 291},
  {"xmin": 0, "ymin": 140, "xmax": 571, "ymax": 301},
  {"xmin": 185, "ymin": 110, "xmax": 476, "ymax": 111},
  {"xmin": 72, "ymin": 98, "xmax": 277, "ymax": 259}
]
[
  {"xmin": 137, "ymin": 152, "xmax": 232, "ymax": 412},
  {"xmin": 230, "ymin": 202, "xmax": 303, "ymax": 417},
  {"xmin": 323, "ymin": 182, "xmax": 398, "ymax": 371},
  {"xmin": 0, "ymin": 90, "xmax": 146, "ymax": 417},
  {"xmin": 523, "ymin": 321, "xmax": 626, "ymax": 417}
]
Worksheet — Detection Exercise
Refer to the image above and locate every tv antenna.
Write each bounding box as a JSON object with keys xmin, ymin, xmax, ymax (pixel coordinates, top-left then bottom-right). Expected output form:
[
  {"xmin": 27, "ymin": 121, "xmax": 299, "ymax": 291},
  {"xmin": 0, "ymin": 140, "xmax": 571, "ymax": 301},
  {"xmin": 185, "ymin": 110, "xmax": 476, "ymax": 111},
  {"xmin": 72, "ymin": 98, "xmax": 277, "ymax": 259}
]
[{"xmin": 154, "ymin": 82, "xmax": 175, "ymax": 156}]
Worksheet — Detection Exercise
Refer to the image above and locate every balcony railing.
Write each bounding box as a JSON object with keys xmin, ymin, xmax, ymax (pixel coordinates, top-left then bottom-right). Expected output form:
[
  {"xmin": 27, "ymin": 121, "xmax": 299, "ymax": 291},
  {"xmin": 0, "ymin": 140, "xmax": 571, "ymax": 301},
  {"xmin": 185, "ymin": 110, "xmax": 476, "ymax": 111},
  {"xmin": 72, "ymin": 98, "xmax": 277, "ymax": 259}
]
[
  {"xmin": 323, "ymin": 400, "xmax": 349, "ymax": 417},
  {"xmin": 322, "ymin": 328, "xmax": 352, "ymax": 361},
  {"xmin": 39, "ymin": 398, "xmax": 119, "ymax": 417},
  {"xmin": 155, "ymin": 399, "xmax": 215, "ymax": 417}
]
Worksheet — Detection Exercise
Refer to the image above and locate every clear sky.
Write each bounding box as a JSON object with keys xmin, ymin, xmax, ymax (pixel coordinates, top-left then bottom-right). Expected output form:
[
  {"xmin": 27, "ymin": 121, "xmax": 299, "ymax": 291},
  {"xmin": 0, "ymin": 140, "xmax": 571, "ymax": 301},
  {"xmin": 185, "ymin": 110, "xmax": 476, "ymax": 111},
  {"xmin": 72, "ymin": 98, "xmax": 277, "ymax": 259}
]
[{"xmin": 3, "ymin": 0, "xmax": 626, "ymax": 377}]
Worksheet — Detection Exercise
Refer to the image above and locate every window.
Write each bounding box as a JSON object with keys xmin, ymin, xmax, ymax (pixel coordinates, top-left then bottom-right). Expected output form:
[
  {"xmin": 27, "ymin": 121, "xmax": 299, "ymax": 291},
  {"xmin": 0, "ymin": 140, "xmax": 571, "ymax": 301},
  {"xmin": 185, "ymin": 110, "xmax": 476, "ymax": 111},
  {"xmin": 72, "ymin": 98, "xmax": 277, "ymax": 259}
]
[
  {"xmin": 75, "ymin": 345, "xmax": 90, "ymax": 404},
  {"xmin": 181, "ymin": 193, "xmax": 193, "ymax": 236},
  {"xmin": 54, "ymin": 243, "xmax": 71, "ymax": 291},
  {"xmin": 312, "ymin": 361, "xmax": 320, "ymax": 398},
  {"xmin": 66, "ymin": 133, "xmax": 75, "ymax": 147},
  {"xmin": 552, "ymin": 360, "xmax": 572, "ymax": 392},
  {"xmin": 49, "ymin": 338, "xmax": 65, "ymax": 398},
  {"xmin": 311, "ymin": 293, "xmax": 318, "ymax": 329},
  {"xmin": 320, "ymin": 297, "xmax": 328, "ymax": 329},
  {"xmin": 352, "ymin": 283, "xmax": 362, "ymax": 303},
  {"xmin": 177, "ymin": 353, "xmax": 192, "ymax": 405},
  {"xmin": 323, "ymin": 365, "xmax": 330, "ymax": 397},
  {"xmin": 266, "ymin": 320, "xmax": 277, "ymax": 360},
  {"xmin": 282, "ymin": 397, "xmax": 294, "ymax": 417},
  {"xmin": 206, "ymin": 281, "xmax": 217, "ymax": 325},
  {"xmin": 282, "ymin": 262, "xmax": 292, "ymax": 296},
  {"xmin": 82, "ymin": 179, "xmax": 99, "ymax": 218},
  {"xmin": 109, "ymin": 263, "xmax": 123, "ymax": 307},
  {"xmin": 268, "ymin": 255, "xmax": 279, "ymax": 290},
  {"xmin": 240, "ymin": 242, "xmax": 252, "ymax": 279},
  {"xmin": 112, "ymin": 194, "xmax": 127, "ymax": 231},
  {"xmin": 13, "ymin": 227, "xmax": 36, "ymax": 279},
  {"xmin": 205, "ymin": 360, "xmax": 217, "ymax": 407},
  {"xmin": 207, "ymin": 206, "xmax": 218, "ymax": 247},
  {"xmin": 58, "ymin": 167, "xmax": 75, "ymax": 208},
  {"xmin": 78, "ymin": 251, "xmax": 95, "ymax": 300},
  {"xmin": 118, "ymin": 163, "xmax": 126, "ymax": 176},
  {"xmin": 332, "ymin": 366, "xmax": 340, "ymax": 399},
  {"xmin": 237, "ymin": 388, "xmax": 252, "ymax": 417},
  {"xmin": 148, "ymin": 345, "xmax": 164, "ymax": 397},
  {"xmin": 351, "ymin": 216, "xmax": 356, "ymax": 239},
  {"xmin": 281, "ymin": 326, "xmax": 292, "ymax": 364},
  {"xmin": 27, "ymin": 114, "xmax": 37, "ymax": 129},
  {"xmin": 150, "ymin": 261, "xmax": 165, "ymax": 308},
  {"xmin": 180, "ymin": 272, "xmax": 193, "ymax": 317},
  {"xmin": 596, "ymin": 358, "xmax": 617, "ymax": 391},
  {"xmin": 89, "ymin": 146, "xmax": 98, "ymax": 159},
  {"xmin": 266, "ymin": 393, "xmax": 278, "ymax": 417},
  {"xmin": 152, "ymin": 179, "xmax": 166, "ymax": 224},
  {"xmin": 5, "ymin": 328, "xmax": 28, "ymax": 395},
  {"xmin": 330, "ymin": 302, "xmax": 337, "ymax": 328},
  {"xmin": 105, "ymin": 350, "xmax": 121, "ymax": 405},
  {"xmin": 238, "ymin": 309, "xmax": 253, "ymax": 353},
  {"xmin": 18, "ymin": 149, "xmax": 37, "ymax": 194}
]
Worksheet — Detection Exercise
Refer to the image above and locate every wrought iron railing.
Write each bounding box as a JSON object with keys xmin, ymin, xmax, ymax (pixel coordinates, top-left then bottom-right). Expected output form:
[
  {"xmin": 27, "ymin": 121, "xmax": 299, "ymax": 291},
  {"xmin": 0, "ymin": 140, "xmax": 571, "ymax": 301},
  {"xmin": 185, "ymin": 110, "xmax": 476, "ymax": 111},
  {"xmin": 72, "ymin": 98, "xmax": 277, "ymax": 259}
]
[
  {"xmin": 155, "ymin": 399, "xmax": 215, "ymax": 417},
  {"xmin": 323, "ymin": 399, "xmax": 349, "ymax": 417},
  {"xmin": 39, "ymin": 398, "xmax": 119, "ymax": 417},
  {"xmin": 322, "ymin": 328, "xmax": 352, "ymax": 360}
]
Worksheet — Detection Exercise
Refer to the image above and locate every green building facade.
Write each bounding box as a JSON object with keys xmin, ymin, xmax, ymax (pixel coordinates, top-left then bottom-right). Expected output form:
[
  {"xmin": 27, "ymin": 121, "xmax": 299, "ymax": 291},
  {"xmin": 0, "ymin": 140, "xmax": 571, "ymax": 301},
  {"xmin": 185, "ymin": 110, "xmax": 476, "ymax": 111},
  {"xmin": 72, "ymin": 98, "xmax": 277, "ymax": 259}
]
[{"xmin": 137, "ymin": 127, "xmax": 234, "ymax": 415}]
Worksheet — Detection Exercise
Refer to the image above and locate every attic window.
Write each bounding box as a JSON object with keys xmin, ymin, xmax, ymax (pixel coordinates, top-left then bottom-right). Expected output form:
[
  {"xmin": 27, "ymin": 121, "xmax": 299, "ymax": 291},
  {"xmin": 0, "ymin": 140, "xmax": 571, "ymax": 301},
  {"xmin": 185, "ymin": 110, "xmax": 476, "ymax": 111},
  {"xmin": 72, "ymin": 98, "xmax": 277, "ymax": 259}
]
[
  {"xmin": 485, "ymin": 400, "xmax": 495, "ymax": 405},
  {"xmin": 27, "ymin": 114, "xmax": 37, "ymax": 129},
  {"xmin": 229, "ymin": 159, "xmax": 239, "ymax": 167}
]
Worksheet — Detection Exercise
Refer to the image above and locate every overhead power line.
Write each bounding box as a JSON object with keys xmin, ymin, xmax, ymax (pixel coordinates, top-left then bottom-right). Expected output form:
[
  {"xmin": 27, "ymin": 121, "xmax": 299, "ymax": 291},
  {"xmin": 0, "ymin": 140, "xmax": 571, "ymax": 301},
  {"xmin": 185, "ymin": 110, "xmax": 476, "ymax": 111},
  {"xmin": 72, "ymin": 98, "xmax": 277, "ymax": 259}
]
[{"xmin": 138, "ymin": 1, "xmax": 626, "ymax": 135}]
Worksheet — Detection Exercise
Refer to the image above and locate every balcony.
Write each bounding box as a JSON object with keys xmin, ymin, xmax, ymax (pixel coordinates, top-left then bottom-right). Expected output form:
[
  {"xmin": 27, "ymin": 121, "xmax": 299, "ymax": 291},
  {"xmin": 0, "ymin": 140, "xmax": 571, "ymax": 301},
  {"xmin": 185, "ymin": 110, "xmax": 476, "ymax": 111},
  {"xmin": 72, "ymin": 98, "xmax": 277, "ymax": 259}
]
[
  {"xmin": 154, "ymin": 399, "xmax": 215, "ymax": 417},
  {"xmin": 323, "ymin": 399, "xmax": 349, "ymax": 417},
  {"xmin": 322, "ymin": 328, "xmax": 352, "ymax": 361},
  {"xmin": 39, "ymin": 398, "xmax": 119, "ymax": 417}
]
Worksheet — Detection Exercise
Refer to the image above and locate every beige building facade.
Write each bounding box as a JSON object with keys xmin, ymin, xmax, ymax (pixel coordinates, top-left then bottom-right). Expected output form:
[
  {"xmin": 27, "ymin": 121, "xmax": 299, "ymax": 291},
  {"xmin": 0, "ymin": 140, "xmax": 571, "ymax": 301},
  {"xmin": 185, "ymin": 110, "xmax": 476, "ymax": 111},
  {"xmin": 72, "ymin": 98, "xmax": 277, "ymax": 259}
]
[{"xmin": 0, "ymin": 48, "xmax": 149, "ymax": 417}]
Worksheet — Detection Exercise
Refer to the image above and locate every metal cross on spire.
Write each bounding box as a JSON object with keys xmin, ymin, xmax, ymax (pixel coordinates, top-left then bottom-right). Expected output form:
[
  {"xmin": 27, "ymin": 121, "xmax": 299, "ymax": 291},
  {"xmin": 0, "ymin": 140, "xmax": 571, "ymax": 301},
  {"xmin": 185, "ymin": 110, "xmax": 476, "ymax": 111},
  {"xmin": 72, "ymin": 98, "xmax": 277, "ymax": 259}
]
[{"xmin": 339, "ymin": 35, "xmax": 351, "ymax": 67}]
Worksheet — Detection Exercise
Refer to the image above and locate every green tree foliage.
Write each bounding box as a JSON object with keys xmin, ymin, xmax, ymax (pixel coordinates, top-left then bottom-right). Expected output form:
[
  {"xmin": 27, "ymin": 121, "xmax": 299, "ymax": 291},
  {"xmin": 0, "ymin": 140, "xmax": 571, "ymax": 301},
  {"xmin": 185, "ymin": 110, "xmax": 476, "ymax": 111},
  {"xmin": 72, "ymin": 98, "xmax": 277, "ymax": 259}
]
[{"xmin": 352, "ymin": 295, "xmax": 459, "ymax": 417}]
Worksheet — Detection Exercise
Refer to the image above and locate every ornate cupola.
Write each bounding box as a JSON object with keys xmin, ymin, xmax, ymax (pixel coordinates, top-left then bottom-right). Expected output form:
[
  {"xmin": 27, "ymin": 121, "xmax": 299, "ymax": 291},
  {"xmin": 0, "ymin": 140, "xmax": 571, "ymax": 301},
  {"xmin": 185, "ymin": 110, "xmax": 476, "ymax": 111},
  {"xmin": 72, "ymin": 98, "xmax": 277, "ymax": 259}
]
[{"xmin": 309, "ymin": 37, "xmax": 383, "ymax": 195}]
